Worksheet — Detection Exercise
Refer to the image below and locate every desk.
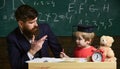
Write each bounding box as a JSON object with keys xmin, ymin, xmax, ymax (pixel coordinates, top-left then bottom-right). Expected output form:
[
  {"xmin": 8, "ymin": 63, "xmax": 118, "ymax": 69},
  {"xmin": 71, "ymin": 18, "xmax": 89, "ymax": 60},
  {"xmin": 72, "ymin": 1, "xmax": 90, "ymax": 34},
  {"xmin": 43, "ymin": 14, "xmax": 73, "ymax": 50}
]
[{"xmin": 28, "ymin": 62, "xmax": 116, "ymax": 69}]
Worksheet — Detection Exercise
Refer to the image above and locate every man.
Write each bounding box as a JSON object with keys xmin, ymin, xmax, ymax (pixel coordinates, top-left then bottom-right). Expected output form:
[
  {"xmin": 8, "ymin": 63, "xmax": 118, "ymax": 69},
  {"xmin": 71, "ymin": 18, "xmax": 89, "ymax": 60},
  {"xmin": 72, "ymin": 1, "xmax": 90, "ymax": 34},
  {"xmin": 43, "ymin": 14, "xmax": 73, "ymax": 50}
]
[{"xmin": 7, "ymin": 4, "xmax": 62, "ymax": 69}]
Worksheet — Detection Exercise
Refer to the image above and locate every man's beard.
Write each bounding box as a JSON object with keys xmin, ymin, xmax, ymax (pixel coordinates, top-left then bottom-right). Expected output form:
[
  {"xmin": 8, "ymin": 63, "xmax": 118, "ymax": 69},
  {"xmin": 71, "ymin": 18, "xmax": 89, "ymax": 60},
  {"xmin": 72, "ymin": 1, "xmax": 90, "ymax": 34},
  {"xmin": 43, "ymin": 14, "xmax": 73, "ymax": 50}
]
[{"xmin": 22, "ymin": 26, "xmax": 40, "ymax": 39}]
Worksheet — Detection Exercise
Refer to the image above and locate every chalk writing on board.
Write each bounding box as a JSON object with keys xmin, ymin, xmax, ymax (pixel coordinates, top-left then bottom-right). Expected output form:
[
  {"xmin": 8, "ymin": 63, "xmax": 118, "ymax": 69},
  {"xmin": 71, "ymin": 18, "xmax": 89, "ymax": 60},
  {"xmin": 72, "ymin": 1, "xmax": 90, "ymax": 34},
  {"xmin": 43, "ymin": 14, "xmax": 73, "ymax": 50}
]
[
  {"xmin": 0, "ymin": 0, "xmax": 5, "ymax": 9},
  {"xmin": 0, "ymin": 0, "xmax": 118, "ymax": 36},
  {"xmin": 34, "ymin": 0, "xmax": 55, "ymax": 7}
]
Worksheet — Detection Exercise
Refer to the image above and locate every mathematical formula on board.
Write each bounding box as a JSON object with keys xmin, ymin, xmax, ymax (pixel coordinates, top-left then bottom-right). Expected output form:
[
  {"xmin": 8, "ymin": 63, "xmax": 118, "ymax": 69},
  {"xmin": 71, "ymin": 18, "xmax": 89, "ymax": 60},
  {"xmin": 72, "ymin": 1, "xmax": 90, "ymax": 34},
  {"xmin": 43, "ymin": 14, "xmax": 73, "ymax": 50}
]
[{"xmin": 0, "ymin": 0, "xmax": 114, "ymax": 31}]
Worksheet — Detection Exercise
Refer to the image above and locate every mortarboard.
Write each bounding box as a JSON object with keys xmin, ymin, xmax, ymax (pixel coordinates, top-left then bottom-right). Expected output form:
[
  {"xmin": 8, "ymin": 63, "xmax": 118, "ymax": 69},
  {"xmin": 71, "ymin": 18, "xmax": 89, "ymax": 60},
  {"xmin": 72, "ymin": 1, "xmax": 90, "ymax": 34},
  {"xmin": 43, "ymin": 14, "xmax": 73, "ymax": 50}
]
[{"xmin": 77, "ymin": 24, "xmax": 96, "ymax": 33}]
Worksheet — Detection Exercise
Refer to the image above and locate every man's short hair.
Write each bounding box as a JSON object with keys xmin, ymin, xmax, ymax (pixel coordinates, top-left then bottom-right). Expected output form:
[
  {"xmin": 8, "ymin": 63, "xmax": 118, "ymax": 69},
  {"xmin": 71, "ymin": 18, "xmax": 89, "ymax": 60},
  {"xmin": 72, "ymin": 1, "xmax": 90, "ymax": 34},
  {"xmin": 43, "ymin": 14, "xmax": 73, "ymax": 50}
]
[{"xmin": 15, "ymin": 4, "xmax": 38, "ymax": 22}]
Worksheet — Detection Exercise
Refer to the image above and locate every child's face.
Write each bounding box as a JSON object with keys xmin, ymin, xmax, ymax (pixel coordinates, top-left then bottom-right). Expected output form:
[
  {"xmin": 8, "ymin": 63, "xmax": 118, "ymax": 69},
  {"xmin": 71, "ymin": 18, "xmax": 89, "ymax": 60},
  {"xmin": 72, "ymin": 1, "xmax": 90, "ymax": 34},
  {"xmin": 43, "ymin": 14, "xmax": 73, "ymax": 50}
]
[{"xmin": 75, "ymin": 35, "xmax": 89, "ymax": 47}]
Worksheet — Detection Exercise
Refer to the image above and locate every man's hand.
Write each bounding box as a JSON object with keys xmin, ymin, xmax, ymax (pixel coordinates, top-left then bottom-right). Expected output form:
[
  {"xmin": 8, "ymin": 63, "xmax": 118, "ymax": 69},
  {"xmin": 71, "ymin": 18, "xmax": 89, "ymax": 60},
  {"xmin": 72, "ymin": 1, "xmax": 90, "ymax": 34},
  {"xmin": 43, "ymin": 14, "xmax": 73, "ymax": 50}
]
[{"xmin": 29, "ymin": 35, "xmax": 47, "ymax": 56}]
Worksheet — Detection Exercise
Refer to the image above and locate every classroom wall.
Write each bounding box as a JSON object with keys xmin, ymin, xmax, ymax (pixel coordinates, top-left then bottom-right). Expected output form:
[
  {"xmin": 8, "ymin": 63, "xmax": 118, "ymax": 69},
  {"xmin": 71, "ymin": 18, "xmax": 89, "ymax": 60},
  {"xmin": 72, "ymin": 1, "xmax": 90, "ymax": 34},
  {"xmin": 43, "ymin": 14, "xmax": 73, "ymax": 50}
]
[
  {"xmin": 0, "ymin": 36, "xmax": 120, "ymax": 69},
  {"xmin": 0, "ymin": 0, "xmax": 120, "ymax": 69}
]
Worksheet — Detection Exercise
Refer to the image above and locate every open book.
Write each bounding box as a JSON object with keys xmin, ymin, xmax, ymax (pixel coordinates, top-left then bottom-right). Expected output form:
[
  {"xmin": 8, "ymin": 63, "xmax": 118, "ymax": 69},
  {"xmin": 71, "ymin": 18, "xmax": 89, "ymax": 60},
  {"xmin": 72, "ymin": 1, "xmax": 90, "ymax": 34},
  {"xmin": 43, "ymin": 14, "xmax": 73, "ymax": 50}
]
[{"xmin": 26, "ymin": 57, "xmax": 87, "ymax": 63}]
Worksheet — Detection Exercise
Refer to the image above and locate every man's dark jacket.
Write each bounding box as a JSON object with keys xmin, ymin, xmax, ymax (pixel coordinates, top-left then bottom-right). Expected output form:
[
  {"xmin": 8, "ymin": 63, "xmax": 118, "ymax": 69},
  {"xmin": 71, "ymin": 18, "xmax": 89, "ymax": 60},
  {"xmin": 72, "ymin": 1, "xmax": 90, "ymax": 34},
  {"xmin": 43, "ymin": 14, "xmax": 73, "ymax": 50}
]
[{"xmin": 7, "ymin": 23, "xmax": 62, "ymax": 69}]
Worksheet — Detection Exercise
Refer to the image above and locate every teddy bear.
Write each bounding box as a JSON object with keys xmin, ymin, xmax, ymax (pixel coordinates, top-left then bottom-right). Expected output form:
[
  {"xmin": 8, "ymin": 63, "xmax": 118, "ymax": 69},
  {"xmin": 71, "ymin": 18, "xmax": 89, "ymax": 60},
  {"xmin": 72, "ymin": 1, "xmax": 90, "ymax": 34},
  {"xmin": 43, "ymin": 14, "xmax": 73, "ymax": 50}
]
[{"xmin": 99, "ymin": 35, "xmax": 116, "ymax": 62}]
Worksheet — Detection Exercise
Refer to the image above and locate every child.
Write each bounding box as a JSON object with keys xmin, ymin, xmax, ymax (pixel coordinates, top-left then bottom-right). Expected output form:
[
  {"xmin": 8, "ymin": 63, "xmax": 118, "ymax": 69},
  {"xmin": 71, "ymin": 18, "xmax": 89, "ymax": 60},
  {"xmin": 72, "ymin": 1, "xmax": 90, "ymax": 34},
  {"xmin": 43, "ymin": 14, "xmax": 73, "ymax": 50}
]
[{"xmin": 60, "ymin": 24, "xmax": 97, "ymax": 58}]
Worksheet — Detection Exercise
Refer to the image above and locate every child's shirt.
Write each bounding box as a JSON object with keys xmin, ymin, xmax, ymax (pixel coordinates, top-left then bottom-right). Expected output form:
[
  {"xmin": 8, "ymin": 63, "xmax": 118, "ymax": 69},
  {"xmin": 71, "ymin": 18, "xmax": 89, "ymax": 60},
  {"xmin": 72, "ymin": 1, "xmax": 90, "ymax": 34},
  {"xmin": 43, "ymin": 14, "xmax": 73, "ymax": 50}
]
[{"xmin": 74, "ymin": 46, "xmax": 96, "ymax": 58}]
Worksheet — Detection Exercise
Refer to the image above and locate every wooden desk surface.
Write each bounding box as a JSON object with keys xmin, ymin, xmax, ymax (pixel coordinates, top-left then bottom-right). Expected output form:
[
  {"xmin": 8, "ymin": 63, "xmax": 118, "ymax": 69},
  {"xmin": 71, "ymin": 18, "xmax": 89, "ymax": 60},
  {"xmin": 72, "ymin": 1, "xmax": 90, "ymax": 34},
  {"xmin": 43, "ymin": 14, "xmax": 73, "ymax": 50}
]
[{"xmin": 28, "ymin": 62, "xmax": 116, "ymax": 69}]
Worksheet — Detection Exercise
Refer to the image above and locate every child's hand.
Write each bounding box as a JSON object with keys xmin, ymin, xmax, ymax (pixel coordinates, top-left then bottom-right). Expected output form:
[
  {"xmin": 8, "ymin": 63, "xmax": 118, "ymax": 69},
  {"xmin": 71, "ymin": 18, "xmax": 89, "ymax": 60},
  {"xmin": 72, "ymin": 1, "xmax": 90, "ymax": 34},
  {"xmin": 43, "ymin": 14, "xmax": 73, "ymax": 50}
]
[{"xmin": 60, "ymin": 52, "xmax": 69, "ymax": 58}]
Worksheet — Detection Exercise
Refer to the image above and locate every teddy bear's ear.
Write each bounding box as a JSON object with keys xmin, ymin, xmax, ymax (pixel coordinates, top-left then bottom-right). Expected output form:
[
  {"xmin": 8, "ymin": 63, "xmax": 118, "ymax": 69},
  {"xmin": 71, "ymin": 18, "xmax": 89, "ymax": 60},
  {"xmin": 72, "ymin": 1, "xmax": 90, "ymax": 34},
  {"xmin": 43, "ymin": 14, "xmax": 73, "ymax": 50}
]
[{"xmin": 109, "ymin": 36, "xmax": 114, "ymax": 43}]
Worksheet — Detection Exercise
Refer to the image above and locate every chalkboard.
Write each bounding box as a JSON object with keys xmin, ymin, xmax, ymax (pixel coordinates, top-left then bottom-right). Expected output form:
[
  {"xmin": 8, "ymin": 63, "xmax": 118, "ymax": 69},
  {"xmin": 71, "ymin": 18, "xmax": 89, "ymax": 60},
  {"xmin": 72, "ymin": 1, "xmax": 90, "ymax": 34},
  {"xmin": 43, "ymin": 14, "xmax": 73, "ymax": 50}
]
[{"xmin": 0, "ymin": 0, "xmax": 120, "ymax": 37}]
